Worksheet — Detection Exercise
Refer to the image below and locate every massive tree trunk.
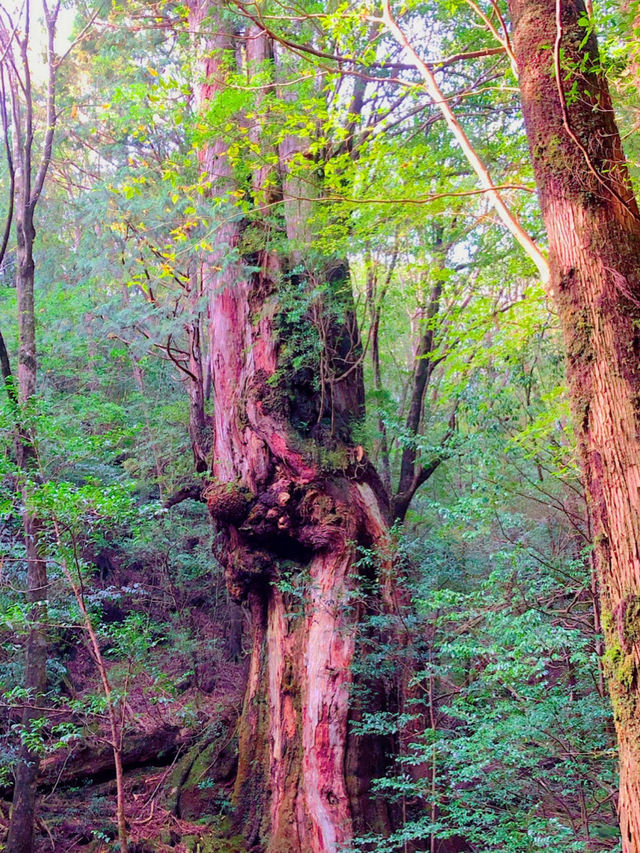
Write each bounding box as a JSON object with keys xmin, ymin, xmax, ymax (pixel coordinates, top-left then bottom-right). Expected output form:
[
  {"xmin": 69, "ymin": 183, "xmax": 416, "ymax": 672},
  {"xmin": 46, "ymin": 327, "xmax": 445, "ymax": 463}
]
[
  {"xmin": 189, "ymin": 6, "xmax": 390, "ymax": 852},
  {"xmin": 508, "ymin": 0, "xmax": 640, "ymax": 847}
]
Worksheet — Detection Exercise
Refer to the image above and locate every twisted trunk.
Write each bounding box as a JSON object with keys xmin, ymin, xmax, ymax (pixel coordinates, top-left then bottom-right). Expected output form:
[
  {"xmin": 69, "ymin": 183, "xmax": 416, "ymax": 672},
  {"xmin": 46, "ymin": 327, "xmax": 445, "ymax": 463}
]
[
  {"xmin": 509, "ymin": 0, "xmax": 640, "ymax": 846},
  {"xmin": 189, "ymin": 6, "xmax": 390, "ymax": 850}
]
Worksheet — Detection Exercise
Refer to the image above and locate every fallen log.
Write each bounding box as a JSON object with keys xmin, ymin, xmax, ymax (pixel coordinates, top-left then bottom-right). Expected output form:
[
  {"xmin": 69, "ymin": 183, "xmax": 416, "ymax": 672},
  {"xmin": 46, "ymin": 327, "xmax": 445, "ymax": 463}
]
[{"xmin": 36, "ymin": 726, "xmax": 189, "ymax": 792}]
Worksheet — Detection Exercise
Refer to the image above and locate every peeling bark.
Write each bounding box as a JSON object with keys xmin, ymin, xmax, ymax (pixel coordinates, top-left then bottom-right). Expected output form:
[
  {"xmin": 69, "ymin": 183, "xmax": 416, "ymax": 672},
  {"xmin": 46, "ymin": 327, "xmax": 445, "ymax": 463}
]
[{"xmin": 189, "ymin": 5, "xmax": 391, "ymax": 850}]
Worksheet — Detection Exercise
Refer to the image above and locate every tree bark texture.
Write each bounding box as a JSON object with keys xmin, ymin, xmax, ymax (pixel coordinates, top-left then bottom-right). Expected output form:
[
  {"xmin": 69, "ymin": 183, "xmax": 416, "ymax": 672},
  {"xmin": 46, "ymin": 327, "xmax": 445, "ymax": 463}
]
[
  {"xmin": 189, "ymin": 5, "xmax": 390, "ymax": 851},
  {"xmin": 509, "ymin": 0, "xmax": 640, "ymax": 847}
]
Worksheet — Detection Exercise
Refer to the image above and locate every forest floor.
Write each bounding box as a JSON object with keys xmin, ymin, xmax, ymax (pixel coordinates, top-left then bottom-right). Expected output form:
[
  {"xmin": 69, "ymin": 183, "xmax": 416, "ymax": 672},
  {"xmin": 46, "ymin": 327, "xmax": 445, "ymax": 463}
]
[{"xmin": 0, "ymin": 523, "xmax": 249, "ymax": 852}]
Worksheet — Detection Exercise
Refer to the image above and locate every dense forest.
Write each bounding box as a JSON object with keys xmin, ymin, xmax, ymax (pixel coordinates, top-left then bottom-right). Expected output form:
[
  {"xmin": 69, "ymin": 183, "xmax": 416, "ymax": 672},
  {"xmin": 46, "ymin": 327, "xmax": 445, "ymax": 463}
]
[{"xmin": 1, "ymin": 0, "xmax": 640, "ymax": 851}]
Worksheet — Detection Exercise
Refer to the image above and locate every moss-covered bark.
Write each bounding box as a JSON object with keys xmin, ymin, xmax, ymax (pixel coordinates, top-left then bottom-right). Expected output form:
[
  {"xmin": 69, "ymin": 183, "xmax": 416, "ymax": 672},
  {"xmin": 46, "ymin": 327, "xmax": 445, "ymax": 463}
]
[{"xmin": 509, "ymin": 0, "xmax": 640, "ymax": 847}]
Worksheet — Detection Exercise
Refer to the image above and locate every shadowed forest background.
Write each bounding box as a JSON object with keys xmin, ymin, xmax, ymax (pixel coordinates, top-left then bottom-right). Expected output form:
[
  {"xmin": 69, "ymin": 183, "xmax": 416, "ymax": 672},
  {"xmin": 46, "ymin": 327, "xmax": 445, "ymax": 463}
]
[{"xmin": 0, "ymin": 0, "xmax": 639, "ymax": 851}]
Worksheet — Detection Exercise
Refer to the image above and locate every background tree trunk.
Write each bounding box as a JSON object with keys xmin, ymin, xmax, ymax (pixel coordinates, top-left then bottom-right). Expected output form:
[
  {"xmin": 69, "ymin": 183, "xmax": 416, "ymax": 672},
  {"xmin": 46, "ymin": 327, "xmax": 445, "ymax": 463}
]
[
  {"xmin": 7, "ymin": 157, "xmax": 49, "ymax": 853},
  {"xmin": 186, "ymin": 263, "xmax": 210, "ymax": 473},
  {"xmin": 3, "ymin": 4, "xmax": 60, "ymax": 848},
  {"xmin": 509, "ymin": 0, "xmax": 640, "ymax": 847}
]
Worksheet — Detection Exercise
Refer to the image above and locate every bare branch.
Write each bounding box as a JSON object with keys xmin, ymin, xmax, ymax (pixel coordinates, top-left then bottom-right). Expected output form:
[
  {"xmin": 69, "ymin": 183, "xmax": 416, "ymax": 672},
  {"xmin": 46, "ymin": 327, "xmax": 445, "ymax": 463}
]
[
  {"xmin": 380, "ymin": 1, "xmax": 550, "ymax": 284},
  {"xmin": 31, "ymin": 0, "xmax": 60, "ymax": 205},
  {"xmin": 0, "ymin": 65, "xmax": 15, "ymax": 268}
]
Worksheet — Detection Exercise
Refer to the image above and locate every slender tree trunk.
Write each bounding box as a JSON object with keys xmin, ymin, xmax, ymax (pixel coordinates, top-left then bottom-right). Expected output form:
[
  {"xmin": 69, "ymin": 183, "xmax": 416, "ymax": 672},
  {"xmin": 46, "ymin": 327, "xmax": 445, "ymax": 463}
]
[
  {"xmin": 7, "ymin": 198, "xmax": 48, "ymax": 853},
  {"xmin": 393, "ymin": 276, "xmax": 443, "ymax": 522},
  {"xmin": 508, "ymin": 0, "xmax": 640, "ymax": 847},
  {"xmin": 186, "ymin": 263, "xmax": 210, "ymax": 473},
  {"xmin": 4, "ymin": 3, "xmax": 59, "ymax": 843},
  {"xmin": 190, "ymin": 6, "xmax": 390, "ymax": 851},
  {"xmin": 2, "ymin": 5, "xmax": 65, "ymax": 849},
  {"xmin": 6, "ymin": 520, "xmax": 47, "ymax": 853},
  {"xmin": 365, "ymin": 253, "xmax": 392, "ymax": 493},
  {"xmin": 51, "ymin": 522, "xmax": 129, "ymax": 853}
]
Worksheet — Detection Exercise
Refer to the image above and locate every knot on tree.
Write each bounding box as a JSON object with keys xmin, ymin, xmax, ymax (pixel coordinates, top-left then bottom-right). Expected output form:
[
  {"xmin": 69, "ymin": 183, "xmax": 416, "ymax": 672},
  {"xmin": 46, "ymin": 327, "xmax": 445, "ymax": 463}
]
[
  {"xmin": 208, "ymin": 468, "xmax": 362, "ymax": 603},
  {"xmin": 296, "ymin": 485, "xmax": 354, "ymax": 550},
  {"xmin": 225, "ymin": 544, "xmax": 273, "ymax": 602},
  {"xmin": 237, "ymin": 477, "xmax": 354, "ymax": 554},
  {"xmin": 204, "ymin": 480, "xmax": 254, "ymax": 525},
  {"xmin": 238, "ymin": 476, "xmax": 297, "ymax": 543}
]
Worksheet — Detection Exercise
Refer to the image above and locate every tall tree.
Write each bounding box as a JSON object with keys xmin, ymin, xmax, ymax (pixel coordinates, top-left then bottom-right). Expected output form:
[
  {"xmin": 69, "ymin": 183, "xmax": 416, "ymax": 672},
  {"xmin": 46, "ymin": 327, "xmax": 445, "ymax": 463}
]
[
  {"xmin": 0, "ymin": 3, "xmax": 67, "ymax": 850},
  {"xmin": 507, "ymin": 0, "xmax": 640, "ymax": 848},
  {"xmin": 188, "ymin": 4, "xmax": 392, "ymax": 850}
]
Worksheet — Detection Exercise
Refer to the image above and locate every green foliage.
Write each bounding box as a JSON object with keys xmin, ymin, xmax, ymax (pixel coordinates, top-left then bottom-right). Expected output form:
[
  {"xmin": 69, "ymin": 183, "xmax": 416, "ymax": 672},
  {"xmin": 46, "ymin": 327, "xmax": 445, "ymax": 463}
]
[
  {"xmin": 0, "ymin": 0, "xmax": 635, "ymax": 847},
  {"xmin": 350, "ymin": 316, "xmax": 617, "ymax": 849}
]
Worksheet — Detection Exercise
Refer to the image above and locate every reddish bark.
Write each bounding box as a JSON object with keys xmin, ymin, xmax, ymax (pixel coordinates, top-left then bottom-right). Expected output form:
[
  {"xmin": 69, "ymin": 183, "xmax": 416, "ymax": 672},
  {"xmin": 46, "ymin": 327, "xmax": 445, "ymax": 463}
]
[
  {"xmin": 509, "ymin": 0, "xmax": 640, "ymax": 847},
  {"xmin": 189, "ymin": 6, "xmax": 391, "ymax": 850}
]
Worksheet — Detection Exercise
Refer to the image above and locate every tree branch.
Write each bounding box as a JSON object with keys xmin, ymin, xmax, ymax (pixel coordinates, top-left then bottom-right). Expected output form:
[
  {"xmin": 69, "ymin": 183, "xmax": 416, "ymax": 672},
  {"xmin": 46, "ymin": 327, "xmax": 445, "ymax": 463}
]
[{"xmin": 380, "ymin": 0, "xmax": 550, "ymax": 284}]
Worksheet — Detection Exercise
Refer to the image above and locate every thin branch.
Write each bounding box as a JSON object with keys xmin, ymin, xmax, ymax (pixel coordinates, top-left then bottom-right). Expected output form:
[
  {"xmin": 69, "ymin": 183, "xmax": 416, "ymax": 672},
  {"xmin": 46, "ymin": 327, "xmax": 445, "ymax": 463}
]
[
  {"xmin": 0, "ymin": 3, "xmax": 24, "ymax": 68},
  {"xmin": 463, "ymin": 0, "xmax": 518, "ymax": 75},
  {"xmin": 380, "ymin": 1, "xmax": 550, "ymax": 284},
  {"xmin": 167, "ymin": 333, "xmax": 198, "ymax": 382},
  {"xmin": 56, "ymin": 3, "xmax": 104, "ymax": 67},
  {"xmin": 31, "ymin": 0, "xmax": 60, "ymax": 206},
  {"xmin": 0, "ymin": 65, "xmax": 15, "ymax": 267}
]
